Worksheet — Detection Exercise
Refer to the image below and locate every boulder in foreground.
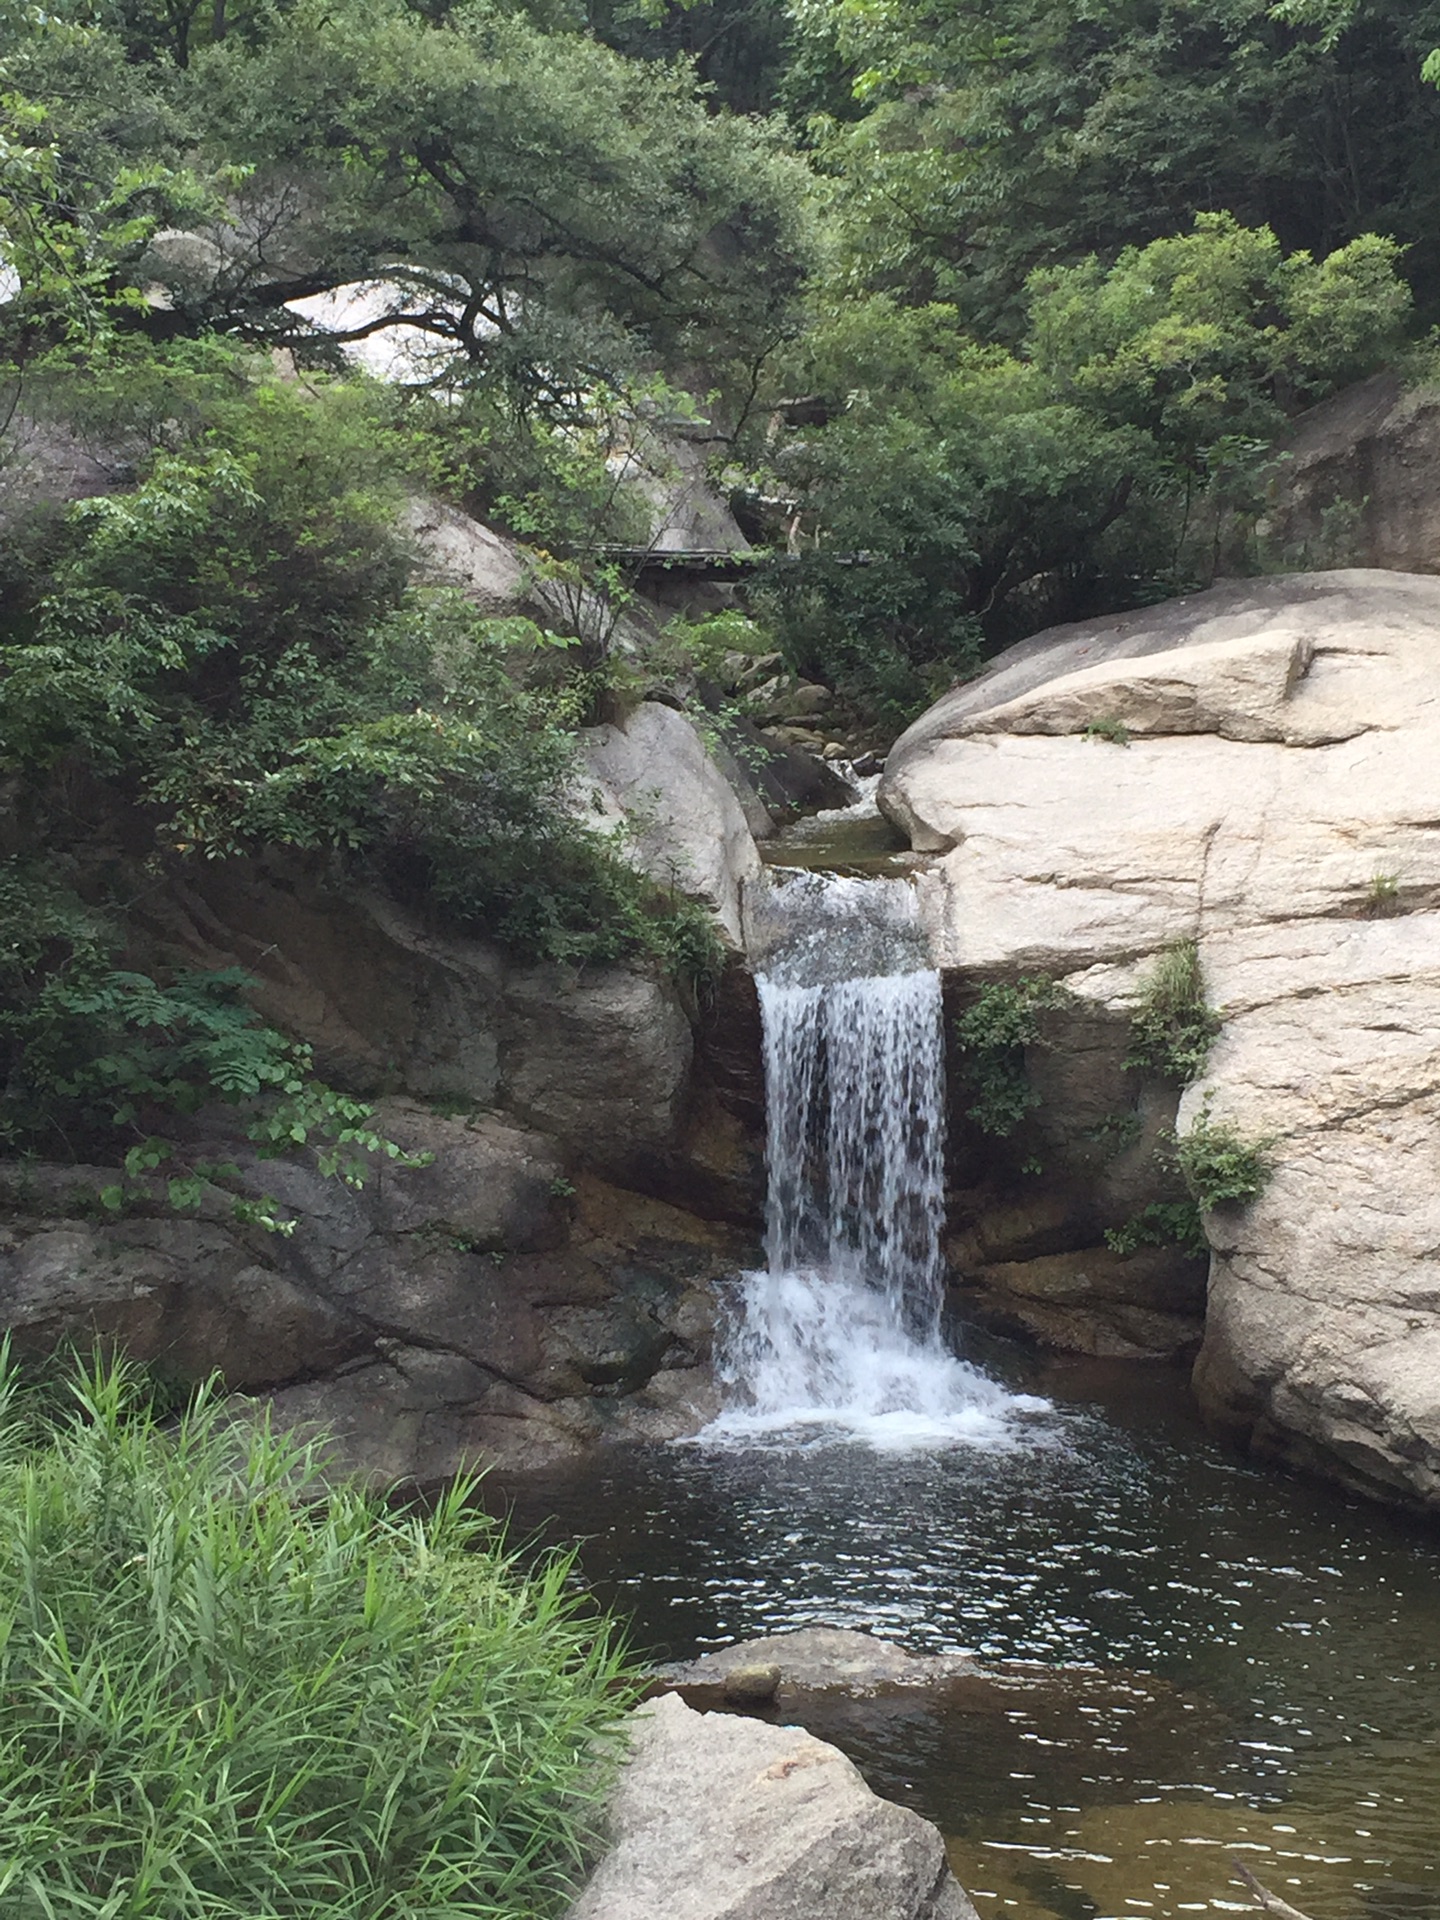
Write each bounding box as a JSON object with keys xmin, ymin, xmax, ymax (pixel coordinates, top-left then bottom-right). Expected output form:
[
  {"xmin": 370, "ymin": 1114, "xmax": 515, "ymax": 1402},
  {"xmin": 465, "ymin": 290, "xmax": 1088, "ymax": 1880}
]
[{"xmin": 569, "ymin": 1689, "xmax": 977, "ymax": 1920}]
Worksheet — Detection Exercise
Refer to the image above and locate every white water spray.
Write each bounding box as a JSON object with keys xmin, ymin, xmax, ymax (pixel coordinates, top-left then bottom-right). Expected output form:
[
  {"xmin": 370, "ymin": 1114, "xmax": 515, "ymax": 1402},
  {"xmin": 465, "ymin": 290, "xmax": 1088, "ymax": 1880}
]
[{"xmin": 702, "ymin": 870, "xmax": 1046, "ymax": 1451}]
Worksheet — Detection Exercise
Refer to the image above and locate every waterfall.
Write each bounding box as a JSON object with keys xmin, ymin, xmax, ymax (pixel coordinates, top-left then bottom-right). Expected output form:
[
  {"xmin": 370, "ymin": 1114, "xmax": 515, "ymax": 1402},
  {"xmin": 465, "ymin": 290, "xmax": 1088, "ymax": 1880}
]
[
  {"xmin": 702, "ymin": 871, "xmax": 1046, "ymax": 1451},
  {"xmin": 761, "ymin": 969, "xmax": 946, "ymax": 1337}
]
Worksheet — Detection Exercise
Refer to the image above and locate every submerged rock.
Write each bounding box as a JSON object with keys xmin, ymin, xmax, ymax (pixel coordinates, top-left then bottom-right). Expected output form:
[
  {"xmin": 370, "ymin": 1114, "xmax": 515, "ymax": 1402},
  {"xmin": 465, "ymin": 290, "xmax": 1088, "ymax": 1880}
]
[
  {"xmin": 659, "ymin": 1627, "xmax": 983, "ymax": 1698},
  {"xmin": 568, "ymin": 1690, "xmax": 978, "ymax": 1920},
  {"xmin": 881, "ymin": 569, "xmax": 1440, "ymax": 1510},
  {"xmin": 722, "ymin": 1663, "xmax": 782, "ymax": 1705}
]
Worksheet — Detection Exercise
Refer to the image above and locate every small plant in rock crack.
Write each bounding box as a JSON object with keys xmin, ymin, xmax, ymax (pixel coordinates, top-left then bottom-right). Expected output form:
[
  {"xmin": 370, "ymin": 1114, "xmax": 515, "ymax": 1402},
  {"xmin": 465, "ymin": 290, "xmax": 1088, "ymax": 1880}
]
[
  {"xmin": 1080, "ymin": 715, "xmax": 1131, "ymax": 745},
  {"xmin": 1125, "ymin": 939, "xmax": 1222, "ymax": 1085},
  {"xmin": 1364, "ymin": 870, "xmax": 1401, "ymax": 916},
  {"xmin": 953, "ymin": 975, "xmax": 1072, "ymax": 1136},
  {"xmin": 1104, "ymin": 1201, "xmax": 1207, "ymax": 1258},
  {"xmin": 1170, "ymin": 1100, "xmax": 1275, "ymax": 1211},
  {"xmin": 1085, "ymin": 1110, "xmax": 1144, "ymax": 1159}
]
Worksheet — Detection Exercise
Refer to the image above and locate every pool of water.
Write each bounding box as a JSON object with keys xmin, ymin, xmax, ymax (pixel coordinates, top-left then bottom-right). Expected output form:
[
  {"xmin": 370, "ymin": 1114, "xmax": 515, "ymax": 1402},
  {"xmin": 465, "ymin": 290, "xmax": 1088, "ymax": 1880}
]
[
  {"xmin": 484, "ymin": 1357, "xmax": 1440, "ymax": 1920},
  {"xmin": 760, "ymin": 774, "xmax": 917, "ymax": 875}
]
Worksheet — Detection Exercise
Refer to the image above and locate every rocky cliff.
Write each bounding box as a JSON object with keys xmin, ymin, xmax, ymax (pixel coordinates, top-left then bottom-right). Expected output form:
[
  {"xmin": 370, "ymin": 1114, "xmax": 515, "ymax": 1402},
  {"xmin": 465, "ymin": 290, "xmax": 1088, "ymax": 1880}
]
[
  {"xmin": 0, "ymin": 850, "xmax": 765, "ymax": 1479},
  {"xmin": 0, "ymin": 463, "xmax": 785, "ymax": 1479},
  {"xmin": 882, "ymin": 569, "xmax": 1440, "ymax": 1510}
]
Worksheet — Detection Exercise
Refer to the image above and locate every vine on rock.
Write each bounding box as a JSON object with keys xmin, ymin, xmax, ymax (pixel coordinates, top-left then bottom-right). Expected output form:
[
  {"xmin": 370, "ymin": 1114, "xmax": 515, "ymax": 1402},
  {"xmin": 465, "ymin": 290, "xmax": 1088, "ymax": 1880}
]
[{"xmin": 953, "ymin": 975, "xmax": 1072, "ymax": 1136}]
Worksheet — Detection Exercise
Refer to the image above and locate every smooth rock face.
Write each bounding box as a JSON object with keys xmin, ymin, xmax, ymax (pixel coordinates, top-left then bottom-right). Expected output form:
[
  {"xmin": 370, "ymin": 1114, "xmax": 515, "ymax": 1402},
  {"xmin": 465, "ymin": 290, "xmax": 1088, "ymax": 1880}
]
[
  {"xmin": 503, "ymin": 964, "xmax": 694, "ymax": 1170},
  {"xmin": 579, "ymin": 701, "xmax": 761, "ymax": 948},
  {"xmin": 1251, "ymin": 373, "xmax": 1440, "ymax": 576},
  {"xmin": 569, "ymin": 1691, "xmax": 978, "ymax": 1920},
  {"xmin": 882, "ymin": 571, "xmax": 1440, "ymax": 1508}
]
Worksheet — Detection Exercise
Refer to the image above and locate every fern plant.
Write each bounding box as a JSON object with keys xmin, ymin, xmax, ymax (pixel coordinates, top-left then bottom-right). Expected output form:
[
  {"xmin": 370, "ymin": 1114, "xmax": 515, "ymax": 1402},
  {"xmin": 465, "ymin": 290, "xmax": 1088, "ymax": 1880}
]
[{"xmin": 0, "ymin": 865, "xmax": 422, "ymax": 1227}]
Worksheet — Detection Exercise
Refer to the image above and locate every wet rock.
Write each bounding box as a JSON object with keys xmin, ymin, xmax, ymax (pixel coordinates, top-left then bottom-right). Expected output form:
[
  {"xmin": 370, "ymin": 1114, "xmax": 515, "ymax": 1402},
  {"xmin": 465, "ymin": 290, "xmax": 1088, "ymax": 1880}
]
[
  {"xmin": 722, "ymin": 1664, "xmax": 782, "ymax": 1705},
  {"xmin": 0, "ymin": 1138, "xmax": 749, "ymax": 1481},
  {"xmin": 659, "ymin": 1627, "xmax": 984, "ymax": 1696},
  {"xmin": 568, "ymin": 1691, "xmax": 978, "ymax": 1920},
  {"xmin": 959, "ymin": 1244, "xmax": 1207, "ymax": 1361}
]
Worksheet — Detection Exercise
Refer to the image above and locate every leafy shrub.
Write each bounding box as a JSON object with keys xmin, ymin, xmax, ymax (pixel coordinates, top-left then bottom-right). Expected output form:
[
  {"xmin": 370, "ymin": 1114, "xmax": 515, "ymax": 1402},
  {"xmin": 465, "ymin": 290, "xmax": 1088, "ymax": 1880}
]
[
  {"xmin": 0, "ymin": 348, "xmax": 721, "ymax": 986},
  {"xmin": 1084, "ymin": 1110, "xmax": 1143, "ymax": 1157},
  {"xmin": 22, "ymin": 349, "xmax": 416, "ymax": 665},
  {"xmin": 0, "ymin": 864, "xmax": 419, "ymax": 1224},
  {"xmin": 0, "ymin": 1349, "xmax": 632, "ymax": 1919},
  {"xmin": 1172, "ymin": 1103, "xmax": 1275, "ymax": 1210},
  {"xmin": 1124, "ymin": 940, "xmax": 1221, "ymax": 1085},
  {"xmin": 1104, "ymin": 1201, "xmax": 1207, "ymax": 1259},
  {"xmin": 953, "ymin": 975, "xmax": 1071, "ymax": 1136}
]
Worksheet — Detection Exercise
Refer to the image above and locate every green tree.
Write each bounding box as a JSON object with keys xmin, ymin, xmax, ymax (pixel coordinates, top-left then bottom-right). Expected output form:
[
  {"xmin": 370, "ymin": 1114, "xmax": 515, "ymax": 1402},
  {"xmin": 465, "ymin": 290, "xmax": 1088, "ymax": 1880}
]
[
  {"xmin": 804, "ymin": 0, "xmax": 1440, "ymax": 329},
  {"xmin": 754, "ymin": 217, "xmax": 1409, "ymax": 698},
  {"xmin": 170, "ymin": 0, "xmax": 813, "ymax": 408}
]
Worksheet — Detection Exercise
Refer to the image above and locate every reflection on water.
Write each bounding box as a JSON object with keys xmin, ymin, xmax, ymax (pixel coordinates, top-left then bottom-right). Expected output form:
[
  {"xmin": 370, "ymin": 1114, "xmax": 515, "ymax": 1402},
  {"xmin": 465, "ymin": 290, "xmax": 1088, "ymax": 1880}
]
[{"xmin": 482, "ymin": 1360, "xmax": 1440, "ymax": 1920}]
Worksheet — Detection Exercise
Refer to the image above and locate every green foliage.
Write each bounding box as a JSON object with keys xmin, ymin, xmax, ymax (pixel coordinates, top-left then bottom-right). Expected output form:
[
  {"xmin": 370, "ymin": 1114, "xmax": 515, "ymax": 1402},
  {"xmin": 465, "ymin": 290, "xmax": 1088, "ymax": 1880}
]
[
  {"xmin": 808, "ymin": 0, "xmax": 1440, "ymax": 327},
  {"xmin": 0, "ymin": 1348, "xmax": 632, "ymax": 1918},
  {"xmin": 1081, "ymin": 716, "xmax": 1132, "ymax": 746},
  {"xmin": 1365, "ymin": 869, "xmax": 1401, "ymax": 915},
  {"xmin": 187, "ymin": 0, "xmax": 811, "ymax": 403},
  {"xmin": 953, "ymin": 975, "xmax": 1070, "ymax": 1136},
  {"xmin": 1172, "ymin": 1103, "xmax": 1276, "ymax": 1210},
  {"xmin": 756, "ymin": 219, "xmax": 1410, "ymax": 681},
  {"xmin": 1084, "ymin": 1110, "xmax": 1143, "ymax": 1157},
  {"xmin": 1124, "ymin": 941, "xmax": 1222, "ymax": 1086},
  {"xmin": 1028, "ymin": 217, "xmax": 1411, "ymax": 477},
  {"xmin": 1, "ymin": 346, "xmax": 719, "ymax": 986},
  {"xmin": 0, "ymin": 865, "xmax": 424, "ymax": 1222},
  {"xmin": 1104, "ymin": 1201, "xmax": 1207, "ymax": 1259}
]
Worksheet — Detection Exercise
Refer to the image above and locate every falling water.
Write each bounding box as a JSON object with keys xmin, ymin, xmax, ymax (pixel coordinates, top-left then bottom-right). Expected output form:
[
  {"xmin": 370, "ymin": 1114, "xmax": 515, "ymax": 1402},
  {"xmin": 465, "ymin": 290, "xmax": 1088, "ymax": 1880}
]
[{"xmin": 702, "ymin": 871, "xmax": 1046, "ymax": 1450}]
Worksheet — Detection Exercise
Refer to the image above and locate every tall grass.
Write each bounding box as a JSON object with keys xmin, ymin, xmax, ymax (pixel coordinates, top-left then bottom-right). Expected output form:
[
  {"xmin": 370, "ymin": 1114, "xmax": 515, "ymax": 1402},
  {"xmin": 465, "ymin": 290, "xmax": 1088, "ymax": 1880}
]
[{"xmin": 0, "ymin": 1350, "xmax": 633, "ymax": 1919}]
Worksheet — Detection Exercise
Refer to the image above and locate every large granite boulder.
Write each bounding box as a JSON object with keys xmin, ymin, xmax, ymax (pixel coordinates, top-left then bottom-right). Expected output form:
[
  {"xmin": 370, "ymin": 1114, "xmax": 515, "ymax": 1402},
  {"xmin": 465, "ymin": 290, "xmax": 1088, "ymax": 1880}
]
[
  {"xmin": 569, "ymin": 1690, "xmax": 978, "ymax": 1920},
  {"xmin": 881, "ymin": 570, "xmax": 1440, "ymax": 1509},
  {"xmin": 577, "ymin": 700, "xmax": 761, "ymax": 949},
  {"xmin": 142, "ymin": 859, "xmax": 699, "ymax": 1182}
]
